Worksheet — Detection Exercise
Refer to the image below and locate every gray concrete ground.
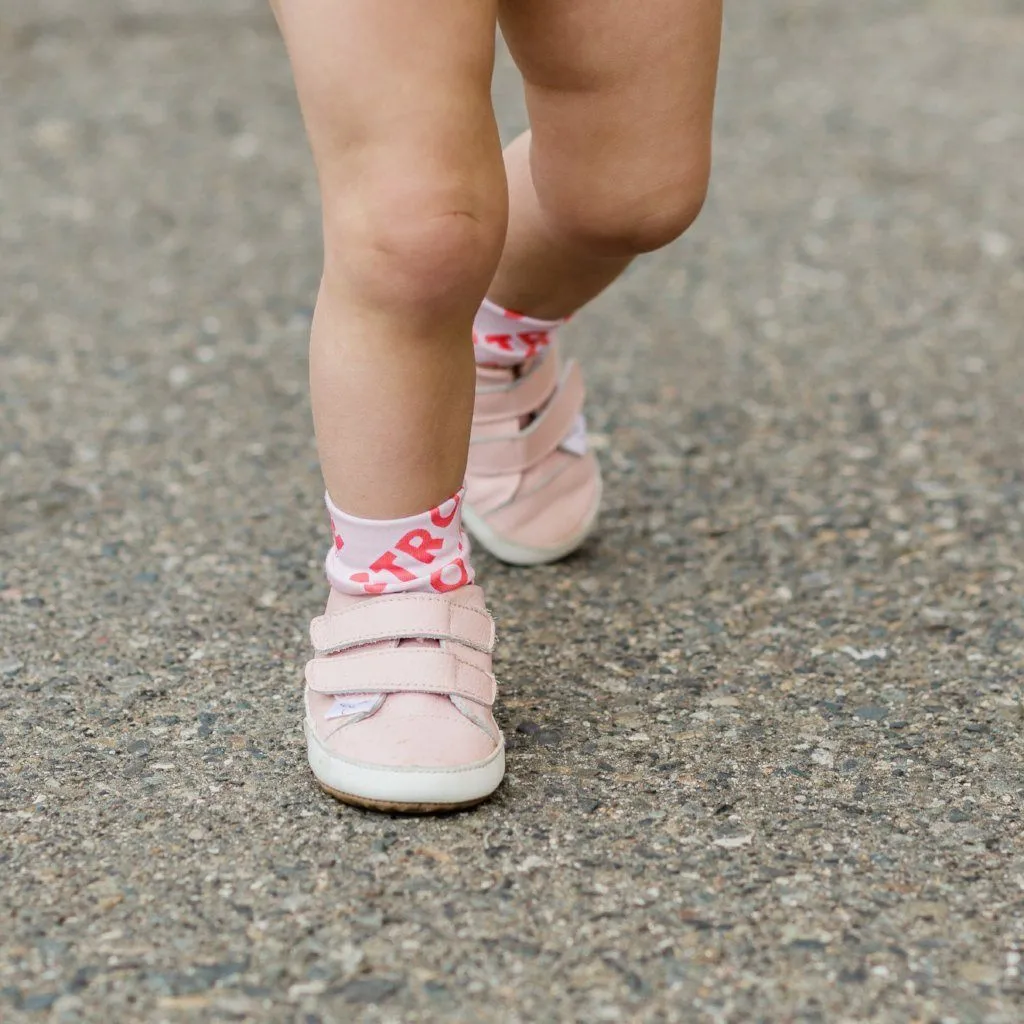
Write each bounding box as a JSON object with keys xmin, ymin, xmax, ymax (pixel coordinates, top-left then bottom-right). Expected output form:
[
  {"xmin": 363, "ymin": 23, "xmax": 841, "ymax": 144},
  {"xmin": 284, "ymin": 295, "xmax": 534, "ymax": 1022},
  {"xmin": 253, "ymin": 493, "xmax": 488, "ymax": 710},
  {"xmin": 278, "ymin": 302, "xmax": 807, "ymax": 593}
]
[{"xmin": 2, "ymin": 1, "xmax": 1023, "ymax": 1021}]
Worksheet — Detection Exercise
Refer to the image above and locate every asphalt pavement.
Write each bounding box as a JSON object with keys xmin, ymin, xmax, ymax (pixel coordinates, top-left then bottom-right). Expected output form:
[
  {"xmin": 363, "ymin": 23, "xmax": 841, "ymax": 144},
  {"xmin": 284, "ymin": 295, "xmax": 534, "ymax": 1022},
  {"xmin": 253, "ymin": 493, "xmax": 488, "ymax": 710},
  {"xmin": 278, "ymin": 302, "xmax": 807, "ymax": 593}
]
[{"xmin": 2, "ymin": 1, "xmax": 1023, "ymax": 1021}]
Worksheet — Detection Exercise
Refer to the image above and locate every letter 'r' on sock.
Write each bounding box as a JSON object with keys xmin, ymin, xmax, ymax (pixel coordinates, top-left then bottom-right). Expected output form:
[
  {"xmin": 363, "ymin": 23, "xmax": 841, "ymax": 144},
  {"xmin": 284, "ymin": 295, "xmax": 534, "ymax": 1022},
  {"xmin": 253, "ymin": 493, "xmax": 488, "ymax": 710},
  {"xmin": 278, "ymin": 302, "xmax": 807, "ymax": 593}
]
[{"xmin": 324, "ymin": 489, "xmax": 474, "ymax": 597}]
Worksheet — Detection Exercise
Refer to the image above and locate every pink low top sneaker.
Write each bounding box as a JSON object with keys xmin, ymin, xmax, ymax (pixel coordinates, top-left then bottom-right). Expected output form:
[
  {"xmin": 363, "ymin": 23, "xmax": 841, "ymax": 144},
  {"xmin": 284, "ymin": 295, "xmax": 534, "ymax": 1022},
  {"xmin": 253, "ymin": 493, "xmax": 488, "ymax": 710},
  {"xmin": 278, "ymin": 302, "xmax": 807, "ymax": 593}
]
[
  {"xmin": 464, "ymin": 340, "xmax": 602, "ymax": 565},
  {"xmin": 304, "ymin": 583, "xmax": 505, "ymax": 813}
]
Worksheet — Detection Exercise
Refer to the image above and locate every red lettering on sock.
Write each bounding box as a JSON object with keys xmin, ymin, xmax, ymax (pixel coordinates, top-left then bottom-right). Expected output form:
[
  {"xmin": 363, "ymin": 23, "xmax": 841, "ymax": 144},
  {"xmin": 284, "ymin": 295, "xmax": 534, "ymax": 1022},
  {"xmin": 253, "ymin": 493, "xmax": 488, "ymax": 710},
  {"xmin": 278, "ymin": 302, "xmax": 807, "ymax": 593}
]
[
  {"xmin": 370, "ymin": 550, "xmax": 417, "ymax": 583},
  {"xmin": 430, "ymin": 494, "xmax": 460, "ymax": 529},
  {"xmin": 518, "ymin": 330, "xmax": 551, "ymax": 358},
  {"xmin": 395, "ymin": 529, "xmax": 444, "ymax": 565},
  {"xmin": 431, "ymin": 558, "xmax": 470, "ymax": 594},
  {"xmin": 328, "ymin": 491, "xmax": 469, "ymax": 596},
  {"xmin": 349, "ymin": 572, "xmax": 388, "ymax": 596},
  {"xmin": 329, "ymin": 517, "xmax": 344, "ymax": 550},
  {"xmin": 483, "ymin": 333, "xmax": 514, "ymax": 352}
]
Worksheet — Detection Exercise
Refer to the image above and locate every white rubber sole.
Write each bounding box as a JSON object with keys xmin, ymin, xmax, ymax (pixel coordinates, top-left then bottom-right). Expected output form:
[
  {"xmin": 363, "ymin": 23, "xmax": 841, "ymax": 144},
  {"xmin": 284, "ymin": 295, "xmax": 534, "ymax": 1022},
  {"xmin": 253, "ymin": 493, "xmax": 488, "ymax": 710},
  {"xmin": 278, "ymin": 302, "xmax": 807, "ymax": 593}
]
[
  {"xmin": 305, "ymin": 721, "xmax": 505, "ymax": 812},
  {"xmin": 462, "ymin": 480, "xmax": 603, "ymax": 567}
]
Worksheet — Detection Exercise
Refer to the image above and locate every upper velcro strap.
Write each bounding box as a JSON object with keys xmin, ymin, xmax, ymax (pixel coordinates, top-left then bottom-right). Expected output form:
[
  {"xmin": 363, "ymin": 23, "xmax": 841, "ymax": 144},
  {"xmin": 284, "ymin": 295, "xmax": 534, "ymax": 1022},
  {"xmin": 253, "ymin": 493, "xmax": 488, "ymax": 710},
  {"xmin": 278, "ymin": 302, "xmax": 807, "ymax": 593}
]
[
  {"xmin": 473, "ymin": 346, "xmax": 560, "ymax": 425},
  {"xmin": 305, "ymin": 647, "xmax": 496, "ymax": 706},
  {"xmin": 310, "ymin": 593, "xmax": 496, "ymax": 655},
  {"xmin": 467, "ymin": 359, "xmax": 584, "ymax": 478}
]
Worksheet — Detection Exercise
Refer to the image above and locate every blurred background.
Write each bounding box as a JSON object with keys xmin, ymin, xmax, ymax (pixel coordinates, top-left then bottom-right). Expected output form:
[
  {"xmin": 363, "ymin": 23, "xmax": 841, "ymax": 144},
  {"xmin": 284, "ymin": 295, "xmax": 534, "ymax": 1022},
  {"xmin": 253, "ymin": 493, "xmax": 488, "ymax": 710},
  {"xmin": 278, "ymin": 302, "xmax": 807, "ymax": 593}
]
[{"xmin": 2, "ymin": 1, "xmax": 1023, "ymax": 1021}]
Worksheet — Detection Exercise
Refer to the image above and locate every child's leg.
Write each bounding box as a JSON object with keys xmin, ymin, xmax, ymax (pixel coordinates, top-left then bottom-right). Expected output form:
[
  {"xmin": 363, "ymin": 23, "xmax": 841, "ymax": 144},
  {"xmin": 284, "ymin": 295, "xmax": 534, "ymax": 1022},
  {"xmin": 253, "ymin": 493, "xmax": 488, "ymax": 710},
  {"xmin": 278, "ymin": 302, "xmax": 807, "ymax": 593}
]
[
  {"xmin": 273, "ymin": 0, "xmax": 506, "ymax": 519},
  {"xmin": 277, "ymin": 2, "xmax": 509, "ymax": 811},
  {"xmin": 491, "ymin": 0, "xmax": 721, "ymax": 319},
  {"xmin": 461, "ymin": 0, "xmax": 721, "ymax": 564}
]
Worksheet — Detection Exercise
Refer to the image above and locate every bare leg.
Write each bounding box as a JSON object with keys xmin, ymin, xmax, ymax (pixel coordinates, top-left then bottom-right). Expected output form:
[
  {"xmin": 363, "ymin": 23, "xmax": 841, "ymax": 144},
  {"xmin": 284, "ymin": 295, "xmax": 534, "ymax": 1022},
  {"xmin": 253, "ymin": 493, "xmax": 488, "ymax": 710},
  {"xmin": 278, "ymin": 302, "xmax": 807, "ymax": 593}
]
[
  {"xmin": 489, "ymin": 0, "xmax": 722, "ymax": 320},
  {"xmin": 273, "ymin": 0, "xmax": 505, "ymax": 518},
  {"xmin": 486, "ymin": 132, "xmax": 632, "ymax": 319}
]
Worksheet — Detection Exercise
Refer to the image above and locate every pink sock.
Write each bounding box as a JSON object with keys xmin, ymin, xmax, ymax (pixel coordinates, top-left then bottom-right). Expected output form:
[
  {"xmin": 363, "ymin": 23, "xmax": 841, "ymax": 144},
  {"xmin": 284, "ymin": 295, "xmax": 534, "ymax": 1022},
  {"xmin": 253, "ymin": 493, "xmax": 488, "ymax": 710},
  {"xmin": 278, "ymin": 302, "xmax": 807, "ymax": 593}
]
[
  {"xmin": 472, "ymin": 298, "xmax": 589, "ymax": 456},
  {"xmin": 325, "ymin": 488, "xmax": 474, "ymax": 597},
  {"xmin": 472, "ymin": 297, "xmax": 564, "ymax": 367}
]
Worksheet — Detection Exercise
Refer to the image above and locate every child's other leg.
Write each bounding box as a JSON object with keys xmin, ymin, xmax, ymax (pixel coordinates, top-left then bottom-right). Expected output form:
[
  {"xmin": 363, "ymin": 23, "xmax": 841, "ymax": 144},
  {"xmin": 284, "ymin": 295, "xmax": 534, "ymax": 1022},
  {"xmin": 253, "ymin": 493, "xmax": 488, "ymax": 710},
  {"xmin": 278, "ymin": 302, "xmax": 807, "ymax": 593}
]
[
  {"xmin": 274, "ymin": 0, "xmax": 506, "ymax": 519},
  {"xmin": 462, "ymin": 0, "xmax": 721, "ymax": 564},
  {"xmin": 275, "ymin": 1, "xmax": 509, "ymax": 811},
  {"xmin": 492, "ymin": 0, "xmax": 721, "ymax": 319}
]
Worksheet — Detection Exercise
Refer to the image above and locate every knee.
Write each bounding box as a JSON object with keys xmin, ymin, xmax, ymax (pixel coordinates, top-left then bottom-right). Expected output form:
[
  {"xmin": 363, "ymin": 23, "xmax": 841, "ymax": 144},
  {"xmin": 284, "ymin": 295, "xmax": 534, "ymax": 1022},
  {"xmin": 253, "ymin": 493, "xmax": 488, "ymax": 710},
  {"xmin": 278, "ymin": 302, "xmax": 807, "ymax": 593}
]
[
  {"xmin": 538, "ymin": 156, "xmax": 710, "ymax": 258},
  {"xmin": 321, "ymin": 179, "xmax": 507, "ymax": 318}
]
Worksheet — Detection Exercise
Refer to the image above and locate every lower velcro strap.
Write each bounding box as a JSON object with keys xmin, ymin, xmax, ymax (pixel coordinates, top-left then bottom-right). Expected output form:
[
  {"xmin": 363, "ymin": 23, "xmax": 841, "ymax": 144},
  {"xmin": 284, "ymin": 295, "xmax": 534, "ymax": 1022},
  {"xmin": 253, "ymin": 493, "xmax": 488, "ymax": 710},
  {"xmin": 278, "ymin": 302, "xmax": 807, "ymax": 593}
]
[{"xmin": 305, "ymin": 647, "xmax": 497, "ymax": 706}]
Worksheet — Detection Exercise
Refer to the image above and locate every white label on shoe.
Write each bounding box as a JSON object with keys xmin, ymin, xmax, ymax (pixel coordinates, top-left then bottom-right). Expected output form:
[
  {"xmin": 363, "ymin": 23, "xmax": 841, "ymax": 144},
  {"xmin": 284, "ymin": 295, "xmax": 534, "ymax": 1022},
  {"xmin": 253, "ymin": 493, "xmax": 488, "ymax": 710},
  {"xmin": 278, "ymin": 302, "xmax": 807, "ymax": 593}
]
[
  {"xmin": 560, "ymin": 413, "xmax": 589, "ymax": 457},
  {"xmin": 326, "ymin": 695, "xmax": 379, "ymax": 720}
]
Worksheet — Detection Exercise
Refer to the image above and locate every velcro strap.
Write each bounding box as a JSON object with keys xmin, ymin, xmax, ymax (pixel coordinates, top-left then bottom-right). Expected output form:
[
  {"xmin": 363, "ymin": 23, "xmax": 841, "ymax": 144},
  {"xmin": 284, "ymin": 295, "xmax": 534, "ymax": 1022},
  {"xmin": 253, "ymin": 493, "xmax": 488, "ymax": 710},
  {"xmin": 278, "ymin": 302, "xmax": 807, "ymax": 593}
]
[
  {"xmin": 310, "ymin": 593, "xmax": 495, "ymax": 655},
  {"xmin": 473, "ymin": 347, "xmax": 560, "ymax": 425},
  {"xmin": 305, "ymin": 647, "xmax": 496, "ymax": 706},
  {"xmin": 467, "ymin": 360, "xmax": 584, "ymax": 478}
]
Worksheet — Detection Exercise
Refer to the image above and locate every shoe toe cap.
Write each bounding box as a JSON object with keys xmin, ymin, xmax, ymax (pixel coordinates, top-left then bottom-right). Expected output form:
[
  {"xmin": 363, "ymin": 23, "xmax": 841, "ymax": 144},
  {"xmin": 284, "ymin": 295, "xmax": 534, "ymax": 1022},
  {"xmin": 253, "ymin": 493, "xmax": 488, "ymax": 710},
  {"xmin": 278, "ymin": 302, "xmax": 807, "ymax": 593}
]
[
  {"xmin": 313, "ymin": 692, "xmax": 498, "ymax": 769},
  {"xmin": 489, "ymin": 452, "xmax": 601, "ymax": 550}
]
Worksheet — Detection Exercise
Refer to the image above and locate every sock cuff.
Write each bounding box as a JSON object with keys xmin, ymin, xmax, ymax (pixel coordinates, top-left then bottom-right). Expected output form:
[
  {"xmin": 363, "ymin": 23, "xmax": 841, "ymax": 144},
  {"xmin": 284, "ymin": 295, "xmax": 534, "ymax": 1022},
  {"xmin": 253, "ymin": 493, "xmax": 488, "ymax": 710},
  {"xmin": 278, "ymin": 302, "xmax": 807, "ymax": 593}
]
[
  {"xmin": 473, "ymin": 299, "xmax": 566, "ymax": 367},
  {"xmin": 478, "ymin": 297, "xmax": 565, "ymax": 332},
  {"xmin": 324, "ymin": 490, "xmax": 462, "ymax": 529},
  {"xmin": 324, "ymin": 488, "xmax": 473, "ymax": 597}
]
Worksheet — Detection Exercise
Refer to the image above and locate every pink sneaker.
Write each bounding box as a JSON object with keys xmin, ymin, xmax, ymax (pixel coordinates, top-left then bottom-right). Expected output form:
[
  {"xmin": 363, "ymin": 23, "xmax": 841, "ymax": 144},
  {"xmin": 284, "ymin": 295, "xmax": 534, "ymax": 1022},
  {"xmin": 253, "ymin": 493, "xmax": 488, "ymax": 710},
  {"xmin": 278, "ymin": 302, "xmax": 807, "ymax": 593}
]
[
  {"xmin": 304, "ymin": 584, "xmax": 505, "ymax": 812},
  {"xmin": 464, "ymin": 340, "xmax": 602, "ymax": 565}
]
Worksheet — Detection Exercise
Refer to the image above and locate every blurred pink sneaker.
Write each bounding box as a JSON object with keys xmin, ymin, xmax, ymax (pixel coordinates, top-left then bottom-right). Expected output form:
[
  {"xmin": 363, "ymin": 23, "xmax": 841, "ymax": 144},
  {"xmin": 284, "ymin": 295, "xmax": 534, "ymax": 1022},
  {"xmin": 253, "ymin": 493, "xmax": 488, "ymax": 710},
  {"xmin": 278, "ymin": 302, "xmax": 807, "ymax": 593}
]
[
  {"xmin": 465, "ymin": 339, "xmax": 602, "ymax": 565},
  {"xmin": 304, "ymin": 584, "xmax": 504, "ymax": 812}
]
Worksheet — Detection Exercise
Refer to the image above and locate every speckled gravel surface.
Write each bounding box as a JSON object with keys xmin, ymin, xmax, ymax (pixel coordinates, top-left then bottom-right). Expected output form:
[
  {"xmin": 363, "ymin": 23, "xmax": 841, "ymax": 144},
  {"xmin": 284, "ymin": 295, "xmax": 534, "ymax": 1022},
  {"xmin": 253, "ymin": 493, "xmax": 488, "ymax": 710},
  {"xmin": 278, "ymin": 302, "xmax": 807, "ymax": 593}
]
[{"xmin": 2, "ymin": 2, "xmax": 1023, "ymax": 1021}]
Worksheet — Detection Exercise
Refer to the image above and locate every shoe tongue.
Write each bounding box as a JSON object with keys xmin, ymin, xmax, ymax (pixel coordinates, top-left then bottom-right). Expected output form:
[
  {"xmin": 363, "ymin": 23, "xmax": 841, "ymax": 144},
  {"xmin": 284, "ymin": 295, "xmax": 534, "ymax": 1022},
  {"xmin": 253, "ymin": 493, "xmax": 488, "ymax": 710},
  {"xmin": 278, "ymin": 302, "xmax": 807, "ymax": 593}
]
[
  {"xmin": 327, "ymin": 637, "xmax": 440, "ymax": 718},
  {"xmin": 478, "ymin": 357, "xmax": 540, "ymax": 430},
  {"xmin": 477, "ymin": 354, "xmax": 541, "ymax": 381},
  {"xmin": 476, "ymin": 364, "xmax": 517, "ymax": 385}
]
